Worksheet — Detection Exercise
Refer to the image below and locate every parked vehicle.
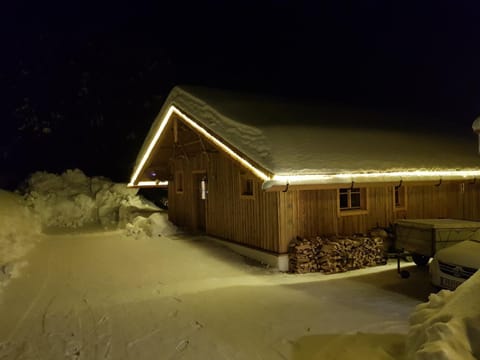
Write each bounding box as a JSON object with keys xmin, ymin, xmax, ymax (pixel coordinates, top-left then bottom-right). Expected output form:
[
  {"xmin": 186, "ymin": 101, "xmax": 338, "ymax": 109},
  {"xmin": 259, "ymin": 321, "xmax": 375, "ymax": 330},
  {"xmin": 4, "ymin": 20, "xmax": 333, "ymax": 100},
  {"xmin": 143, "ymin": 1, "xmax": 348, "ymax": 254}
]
[
  {"xmin": 430, "ymin": 231, "xmax": 480, "ymax": 290},
  {"xmin": 395, "ymin": 219, "xmax": 480, "ymax": 266}
]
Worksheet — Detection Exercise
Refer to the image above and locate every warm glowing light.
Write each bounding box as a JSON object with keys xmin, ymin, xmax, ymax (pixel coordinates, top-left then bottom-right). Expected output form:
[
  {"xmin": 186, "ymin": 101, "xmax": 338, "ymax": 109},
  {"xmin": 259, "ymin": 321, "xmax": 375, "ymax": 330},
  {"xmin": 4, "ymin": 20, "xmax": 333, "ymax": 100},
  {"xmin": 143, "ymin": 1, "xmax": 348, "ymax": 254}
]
[
  {"xmin": 264, "ymin": 170, "xmax": 480, "ymax": 189},
  {"xmin": 130, "ymin": 104, "xmax": 480, "ymax": 189},
  {"xmin": 272, "ymin": 170, "xmax": 480, "ymax": 183},
  {"xmin": 128, "ymin": 180, "xmax": 168, "ymax": 187},
  {"xmin": 129, "ymin": 105, "xmax": 270, "ymax": 187},
  {"xmin": 129, "ymin": 106, "xmax": 175, "ymax": 186},
  {"xmin": 136, "ymin": 180, "xmax": 168, "ymax": 187},
  {"xmin": 171, "ymin": 106, "xmax": 270, "ymax": 181}
]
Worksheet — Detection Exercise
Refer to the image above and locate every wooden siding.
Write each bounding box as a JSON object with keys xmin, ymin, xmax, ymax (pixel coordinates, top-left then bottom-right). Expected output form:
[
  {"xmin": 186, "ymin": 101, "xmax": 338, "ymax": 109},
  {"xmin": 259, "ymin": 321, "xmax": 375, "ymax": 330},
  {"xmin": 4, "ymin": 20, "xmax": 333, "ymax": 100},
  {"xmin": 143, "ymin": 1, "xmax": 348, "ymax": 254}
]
[
  {"xmin": 166, "ymin": 123, "xmax": 280, "ymax": 252},
  {"xmin": 206, "ymin": 153, "xmax": 280, "ymax": 252},
  {"xmin": 162, "ymin": 115, "xmax": 480, "ymax": 255},
  {"xmin": 168, "ymin": 153, "xmax": 210, "ymax": 230},
  {"xmin": 277, "ymin": 182, "xmax": 480, "ymax": 253},
  {"xmin": 406, "ymin": 182, "xmax": 480, "ymax": 221}
]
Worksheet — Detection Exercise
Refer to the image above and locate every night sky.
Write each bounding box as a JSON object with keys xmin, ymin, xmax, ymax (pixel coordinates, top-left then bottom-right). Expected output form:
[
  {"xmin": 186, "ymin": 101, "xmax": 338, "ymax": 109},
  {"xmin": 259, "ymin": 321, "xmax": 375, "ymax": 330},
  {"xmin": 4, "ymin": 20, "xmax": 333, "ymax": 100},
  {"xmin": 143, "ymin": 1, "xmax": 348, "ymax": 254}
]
[{"xmin": 2, "ymin": 1, "xmax": 480, "ymax": 189}]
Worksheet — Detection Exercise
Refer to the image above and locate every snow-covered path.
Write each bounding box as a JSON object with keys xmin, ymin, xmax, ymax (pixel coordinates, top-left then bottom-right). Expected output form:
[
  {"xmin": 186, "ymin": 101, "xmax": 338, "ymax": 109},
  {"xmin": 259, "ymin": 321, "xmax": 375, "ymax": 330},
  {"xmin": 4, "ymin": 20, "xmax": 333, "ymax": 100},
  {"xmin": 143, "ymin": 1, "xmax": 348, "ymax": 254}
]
[{"xmin": 0, "ymin": 230, "xmax": 432, "ymax": 360}]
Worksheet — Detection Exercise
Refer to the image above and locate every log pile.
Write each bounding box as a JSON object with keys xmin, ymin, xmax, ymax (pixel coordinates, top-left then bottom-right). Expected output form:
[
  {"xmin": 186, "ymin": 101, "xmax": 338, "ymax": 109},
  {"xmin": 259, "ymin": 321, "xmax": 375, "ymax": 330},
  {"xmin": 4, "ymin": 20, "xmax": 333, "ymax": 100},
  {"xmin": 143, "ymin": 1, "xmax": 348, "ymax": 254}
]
[
  {"xmin": 288, "ymin": 236, "xmax": 322, "ymax": 273},
  {"xmin": 289, "ymin": 233, "xmax": 387, "ymax": 274}
]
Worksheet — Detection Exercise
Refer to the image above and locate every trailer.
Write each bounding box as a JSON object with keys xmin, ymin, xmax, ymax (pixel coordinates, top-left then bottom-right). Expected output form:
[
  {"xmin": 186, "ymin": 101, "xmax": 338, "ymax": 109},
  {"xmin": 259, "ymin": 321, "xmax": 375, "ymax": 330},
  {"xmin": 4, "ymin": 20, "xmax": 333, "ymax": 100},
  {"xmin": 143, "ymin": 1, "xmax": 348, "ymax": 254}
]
[{"xmin": 395, "ymin": 219, "xmax": 480, "ymax": 266}]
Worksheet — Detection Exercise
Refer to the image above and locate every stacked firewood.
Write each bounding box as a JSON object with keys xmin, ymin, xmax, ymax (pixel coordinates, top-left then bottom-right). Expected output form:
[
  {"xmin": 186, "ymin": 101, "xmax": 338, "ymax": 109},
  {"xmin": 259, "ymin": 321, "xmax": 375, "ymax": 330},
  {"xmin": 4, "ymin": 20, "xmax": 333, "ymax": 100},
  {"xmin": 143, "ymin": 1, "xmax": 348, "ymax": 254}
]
[
  {"xmin": 288, "ymin": 236, "xmax": 323, "ymax": 273},
  {"xmin": 289, "ymin": 233, "xmax": 386, "ymax": 274},
  {"xmin": 318, "ymin": 236, "xmax": 386, "ymax": 274}
]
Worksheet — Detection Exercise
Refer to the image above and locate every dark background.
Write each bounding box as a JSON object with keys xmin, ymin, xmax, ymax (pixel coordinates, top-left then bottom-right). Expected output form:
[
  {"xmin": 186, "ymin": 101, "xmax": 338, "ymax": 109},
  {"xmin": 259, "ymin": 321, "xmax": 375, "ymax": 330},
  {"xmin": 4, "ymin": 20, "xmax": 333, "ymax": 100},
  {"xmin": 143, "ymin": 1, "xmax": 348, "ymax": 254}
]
[{"xmin": 2, "ymin": 0, "xmax": 480, "ymax": 189}]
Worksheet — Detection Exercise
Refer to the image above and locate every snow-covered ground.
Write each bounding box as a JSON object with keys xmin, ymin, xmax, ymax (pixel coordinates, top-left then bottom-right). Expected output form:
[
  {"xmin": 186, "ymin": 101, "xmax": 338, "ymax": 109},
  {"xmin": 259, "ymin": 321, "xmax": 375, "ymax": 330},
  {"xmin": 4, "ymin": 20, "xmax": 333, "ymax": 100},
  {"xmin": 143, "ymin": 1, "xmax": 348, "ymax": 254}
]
[
  {"xmin": 406, "ymin": 271, "xmax": 480, "ymax": 360},
  {"xmin": 0, "ymin": 189, "xmax": 41, "ymax": 289},
  {"xmin": 1, "ymin": 170, "xmax": 479, "ymax": 359}
]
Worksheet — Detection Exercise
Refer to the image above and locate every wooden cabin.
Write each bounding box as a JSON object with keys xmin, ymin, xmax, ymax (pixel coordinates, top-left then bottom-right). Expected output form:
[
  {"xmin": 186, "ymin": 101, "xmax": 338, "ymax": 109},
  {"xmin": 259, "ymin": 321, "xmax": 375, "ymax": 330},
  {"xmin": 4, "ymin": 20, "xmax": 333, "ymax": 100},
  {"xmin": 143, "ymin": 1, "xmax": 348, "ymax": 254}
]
[{"xmin": 129, "ymin": 86, "xmax": 480, "ymax": 270}]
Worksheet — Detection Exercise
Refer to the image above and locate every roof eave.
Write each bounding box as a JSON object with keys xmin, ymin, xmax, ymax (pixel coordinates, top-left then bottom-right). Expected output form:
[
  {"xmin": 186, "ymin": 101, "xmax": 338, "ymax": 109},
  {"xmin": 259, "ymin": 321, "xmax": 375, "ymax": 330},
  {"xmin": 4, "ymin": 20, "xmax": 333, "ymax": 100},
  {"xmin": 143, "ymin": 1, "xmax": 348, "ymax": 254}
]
[
  {"xmin": 262, "ymin": 170, "xmax": 480, "ymax": 191},
  {"xmin": 128, "ymin": 102, "xmax": 273, "ymax": 187}
]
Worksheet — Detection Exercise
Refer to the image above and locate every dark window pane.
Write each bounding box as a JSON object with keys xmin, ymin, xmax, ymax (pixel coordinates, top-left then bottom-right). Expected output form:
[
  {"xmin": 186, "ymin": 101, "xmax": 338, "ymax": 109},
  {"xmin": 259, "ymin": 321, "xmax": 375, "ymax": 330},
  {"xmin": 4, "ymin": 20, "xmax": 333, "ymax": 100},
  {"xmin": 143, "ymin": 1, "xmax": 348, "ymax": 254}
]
[
  {"xmin": 340, "ymin": 193, "xmax": 349, "ymax": 209},
  {"xmin": 245, "ymin": 179, "xmax": 253, "ymax": 195},
  {"xmin": 395, "ymin": 187, "xmax": 400, "ymax": 206},
  {"xmin": 241, "ymin": 177, "xmax": 254, "ymax": 196},
  {"xmin": 351, "ymin": 193, "xmax": 361, "ymax": 208}
]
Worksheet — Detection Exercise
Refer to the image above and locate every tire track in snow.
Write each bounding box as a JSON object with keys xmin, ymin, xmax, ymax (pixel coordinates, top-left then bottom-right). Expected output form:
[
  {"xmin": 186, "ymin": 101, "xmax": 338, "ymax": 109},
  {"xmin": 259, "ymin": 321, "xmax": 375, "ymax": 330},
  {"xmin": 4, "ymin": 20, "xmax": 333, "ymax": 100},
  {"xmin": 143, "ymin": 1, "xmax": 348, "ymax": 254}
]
[
  {"xmin": 41, "ymin": 300, "xmax": 113, "ymax": 360},
  {"xmin": 5, "ymin": 250, "xmax": 53, "ymax": 343},
  {"xmin": 2, "ymin": 237, "xmax": 114, "ymax": 360},
  {"xmin": 41, "ymin": 295, "xmax": 57, "ymax": 335},
  {"xmin": 127, "ymin": 328, "xmax": 162, "ymax": 349}
]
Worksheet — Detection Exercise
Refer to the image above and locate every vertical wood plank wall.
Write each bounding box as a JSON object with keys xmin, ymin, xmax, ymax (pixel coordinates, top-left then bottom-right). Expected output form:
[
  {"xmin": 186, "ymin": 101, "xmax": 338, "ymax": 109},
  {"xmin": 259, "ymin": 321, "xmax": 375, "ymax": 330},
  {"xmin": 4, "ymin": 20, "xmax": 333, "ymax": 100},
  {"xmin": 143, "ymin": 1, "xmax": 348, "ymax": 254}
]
[
  {"xmin": 406, "ymin": 182, "xmax": 480, "ymax": 220},
  {"xmin": 277, "ymin": 182, "xmax": 480, "ymax": 253},
  {"xmin": 206, "ymin": 153, "xmax": 280, "ymax": 253},
  {"xmin": 168, "ymin": 153, "xmax": 209, "ymax": 230},
  {"xmin": 169, "ymin": 151, "xmax": 280, "ymax": 253},
  {"xmin": 165, "ymin": 121, "xmax": 480, "ymax": 255}
]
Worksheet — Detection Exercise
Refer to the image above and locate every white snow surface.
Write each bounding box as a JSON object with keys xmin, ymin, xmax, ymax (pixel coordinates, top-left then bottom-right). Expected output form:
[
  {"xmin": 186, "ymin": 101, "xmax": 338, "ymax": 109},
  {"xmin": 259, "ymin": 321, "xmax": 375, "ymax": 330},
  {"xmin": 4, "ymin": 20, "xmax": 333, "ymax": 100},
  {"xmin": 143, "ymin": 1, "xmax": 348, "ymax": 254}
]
[
  {"xmin": 24, "ymin": 169, "xmax": 160, "ymax": 229},
  {"xmin": 1, "ymin": 170, "xmax": 173, "ymax": 291},
  {"xmin": 472, "ymin": 116, "xmax": 480, "ymax": 133},
  {"xmin": 140, "ymin": 86, "xmax": 480, "ymax": 177},
  {"xmin": 406, "ymin": 270, "xmax": 480, "ymax": 359},
  {"xmin": 2, "ymin": 179, "xmax": 480, "ymax": 358},
  {"xmin": 0, "ymin": 190, "xmax": 40, "ymax": 289}
]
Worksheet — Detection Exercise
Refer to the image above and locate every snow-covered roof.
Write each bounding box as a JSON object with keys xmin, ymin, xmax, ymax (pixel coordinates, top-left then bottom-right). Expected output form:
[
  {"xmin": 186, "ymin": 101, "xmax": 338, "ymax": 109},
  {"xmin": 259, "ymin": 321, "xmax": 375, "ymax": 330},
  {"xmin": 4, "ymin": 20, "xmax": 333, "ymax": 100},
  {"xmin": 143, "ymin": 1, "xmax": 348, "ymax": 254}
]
[{"xmin": 131, "ymin": 85, "xmax": 480, "ymax": 188}]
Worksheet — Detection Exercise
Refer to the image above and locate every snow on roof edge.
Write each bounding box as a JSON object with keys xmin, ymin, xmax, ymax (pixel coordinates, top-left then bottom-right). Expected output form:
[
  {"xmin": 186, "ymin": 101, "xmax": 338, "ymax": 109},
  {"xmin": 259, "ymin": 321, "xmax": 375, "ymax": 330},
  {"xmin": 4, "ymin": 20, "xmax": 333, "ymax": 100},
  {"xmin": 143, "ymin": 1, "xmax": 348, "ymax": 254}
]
[
  {"xmin": 263, "ymin": 170, "xmax": 480, "ymax": 190},
  {"xmin": 131, "ymin": 86, "xmax": 480, "ymax": 188},
  {"xmin": 129, "ymin": 86, "xmax": 273, "ymax": 186}
]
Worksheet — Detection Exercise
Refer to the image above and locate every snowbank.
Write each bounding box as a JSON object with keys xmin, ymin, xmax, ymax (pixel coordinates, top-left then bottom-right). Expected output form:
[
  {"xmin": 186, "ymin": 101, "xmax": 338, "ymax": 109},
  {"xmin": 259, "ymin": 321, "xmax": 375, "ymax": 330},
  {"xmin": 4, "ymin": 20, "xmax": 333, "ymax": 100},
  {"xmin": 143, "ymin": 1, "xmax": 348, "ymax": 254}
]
[
  {"xmin": 406, "ymin": 270, "xmax": 480, "ymax": 359},
  {"xmin": 1, "ymin": 169, "xmax": 178, "ymax": 290},
  {"xmin": 24, "ymin": 169, "xmax": 160, "ymax": 229},
  {"xmin": 0, "ymin": 190, "xmax": 41, "ymax": 288},
  {"xmin": 126, "ymin": 212, "xmax": 178, "ymax": 239}
]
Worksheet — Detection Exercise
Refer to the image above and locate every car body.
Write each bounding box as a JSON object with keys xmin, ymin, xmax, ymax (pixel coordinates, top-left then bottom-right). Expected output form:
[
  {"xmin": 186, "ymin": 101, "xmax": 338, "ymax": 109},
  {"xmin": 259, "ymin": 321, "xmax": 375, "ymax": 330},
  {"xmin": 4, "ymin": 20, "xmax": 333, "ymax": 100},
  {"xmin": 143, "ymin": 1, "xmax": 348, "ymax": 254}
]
[{"xmin": 430, "ymin": 234, "xmax": 480, "ymax": 290}]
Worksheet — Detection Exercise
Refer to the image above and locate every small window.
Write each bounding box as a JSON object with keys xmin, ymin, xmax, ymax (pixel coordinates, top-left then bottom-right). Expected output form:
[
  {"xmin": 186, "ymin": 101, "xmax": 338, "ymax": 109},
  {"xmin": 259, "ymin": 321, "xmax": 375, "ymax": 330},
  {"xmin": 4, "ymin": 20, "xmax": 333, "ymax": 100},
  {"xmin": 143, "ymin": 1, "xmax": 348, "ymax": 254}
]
[
  {"xmin": 175, "ymin": 172, "xmax": 184, "ymax": 193},
  {"xmin": 240, "ymin": 173, "xmax": 255, "ymax": 198},
  {"xmin": 339, "ymin": 187, "xmax": 367, "ymax": 215},
  {"xmin": 394, "ymin": 185, "xmax": 406, "ymax": 210}
]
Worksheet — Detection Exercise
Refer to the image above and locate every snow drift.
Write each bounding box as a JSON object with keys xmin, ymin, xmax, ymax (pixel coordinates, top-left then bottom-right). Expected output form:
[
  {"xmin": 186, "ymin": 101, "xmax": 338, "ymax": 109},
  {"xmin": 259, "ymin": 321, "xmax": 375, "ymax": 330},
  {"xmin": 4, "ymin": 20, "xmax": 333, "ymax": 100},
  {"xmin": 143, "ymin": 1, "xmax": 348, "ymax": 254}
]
[
  {"xmin": 406, "ymin": 270, "xmax": 480, "ymax": 359},
  {"xmin": 1, "ymin": 169, "xmax": 177, "ymax": 290},
  {"xmin": 126, "ymin": 212, "xmax": 178, "ymax": 239},
  {"xmin": 0, "ymin": 190, "xmax": 40, "ymax": 288},
  {"xmin": 23, "ymin": 169, "xmax": 160, "ymax": 229},
  {"xmin": 4, "ymin": 168, "xmax": 480, "ymax": 359}
]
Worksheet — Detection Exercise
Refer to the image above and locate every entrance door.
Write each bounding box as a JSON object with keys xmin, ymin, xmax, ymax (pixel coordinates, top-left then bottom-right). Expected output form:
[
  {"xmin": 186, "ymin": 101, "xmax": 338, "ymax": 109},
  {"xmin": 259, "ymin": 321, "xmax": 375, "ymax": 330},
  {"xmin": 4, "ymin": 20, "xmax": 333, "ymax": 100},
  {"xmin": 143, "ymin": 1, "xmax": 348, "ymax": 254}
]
[{"xmin": 192, "ymin": 173, "xmax": 207, "ymax": 232}]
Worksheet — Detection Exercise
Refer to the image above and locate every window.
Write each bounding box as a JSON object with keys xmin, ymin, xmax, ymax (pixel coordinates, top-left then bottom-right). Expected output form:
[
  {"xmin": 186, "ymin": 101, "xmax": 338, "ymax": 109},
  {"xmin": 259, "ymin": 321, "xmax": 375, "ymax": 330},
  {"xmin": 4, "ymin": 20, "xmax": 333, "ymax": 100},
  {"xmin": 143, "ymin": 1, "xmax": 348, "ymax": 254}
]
[
  {"xmin": 394, "ymin": 184, "xmax": 406, "ymax": 210},
  {"xmin": 240, "ymin": 173, "xmax": 255, "ymax": 198},
  {"xmin": 338, "ymin": 187, "xmax": 367, "ymax": 215},
  {"xmin": 175, "ymin": 171, "xmax": 184, "ymax": 193}
]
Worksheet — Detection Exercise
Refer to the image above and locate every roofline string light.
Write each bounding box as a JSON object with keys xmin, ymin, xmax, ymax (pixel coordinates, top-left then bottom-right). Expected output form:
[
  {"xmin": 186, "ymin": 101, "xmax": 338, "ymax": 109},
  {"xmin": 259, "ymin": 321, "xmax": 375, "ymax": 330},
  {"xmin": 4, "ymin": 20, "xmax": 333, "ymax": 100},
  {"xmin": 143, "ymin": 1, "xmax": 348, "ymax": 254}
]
[
  {"xmin": 137, "ymin": 181, "xmax": 169, "ymax": 187},
  {"xmin": 130, "ymin": 105, "xmax": 480, "ymax": 188},
  {"xmin": 129, "ymin": 105, "xmax": 271, "ymax": 186},
  {"xmin": 272, "ymin": 170, "xmax": 480, "ymax": 184}
]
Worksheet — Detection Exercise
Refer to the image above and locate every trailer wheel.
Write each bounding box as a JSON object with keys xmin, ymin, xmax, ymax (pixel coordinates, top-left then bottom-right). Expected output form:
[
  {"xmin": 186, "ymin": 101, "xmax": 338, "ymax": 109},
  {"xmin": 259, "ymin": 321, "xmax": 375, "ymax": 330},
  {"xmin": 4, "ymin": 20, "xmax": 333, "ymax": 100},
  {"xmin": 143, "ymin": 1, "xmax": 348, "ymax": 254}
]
[{"xmin": 412, "ymin": 253, "xmax": 430, "ymax": 266}]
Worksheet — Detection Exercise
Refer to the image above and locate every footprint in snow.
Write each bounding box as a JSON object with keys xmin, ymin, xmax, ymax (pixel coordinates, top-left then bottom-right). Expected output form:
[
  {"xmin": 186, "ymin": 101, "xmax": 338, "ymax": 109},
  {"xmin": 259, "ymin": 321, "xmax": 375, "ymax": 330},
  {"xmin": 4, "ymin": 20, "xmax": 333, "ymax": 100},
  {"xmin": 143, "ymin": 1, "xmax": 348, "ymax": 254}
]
[
  {"xmin": 191, "ymin": 320, "xmax": 203, "ymax": 329},
  {"xmin": 97, "ymin": 315, "xmax": 109, "ymax": 325},
  {"xmin": 176, "ymin": 339, "xmax": 189, "ymax": 352},
  {"xmin": 0, "ymin": 341, "xmax": 12, "ymax": 355},
  {"xmin": 65, "ymin": 340, "xmax": 82, "ymax": 359}
]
